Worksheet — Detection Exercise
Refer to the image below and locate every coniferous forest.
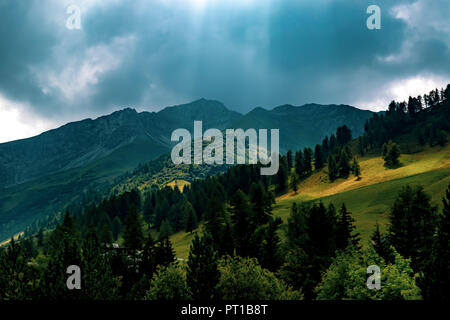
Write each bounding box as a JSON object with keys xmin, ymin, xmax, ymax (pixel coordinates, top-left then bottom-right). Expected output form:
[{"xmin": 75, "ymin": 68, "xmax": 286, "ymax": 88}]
[{"xmin": 1, "ymin": 86, "xmax": 449, "ymax": 301}]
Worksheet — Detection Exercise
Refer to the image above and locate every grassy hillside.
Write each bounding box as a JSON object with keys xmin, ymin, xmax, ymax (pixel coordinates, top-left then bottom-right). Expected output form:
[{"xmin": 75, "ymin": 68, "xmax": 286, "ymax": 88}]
[{"xmin": 170, "ymin": 144, "xmax": 450, "ymax": 259}]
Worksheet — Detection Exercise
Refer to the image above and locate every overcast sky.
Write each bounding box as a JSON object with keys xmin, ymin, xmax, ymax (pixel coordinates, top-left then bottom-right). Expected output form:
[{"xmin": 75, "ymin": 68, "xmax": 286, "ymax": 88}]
[{"xmin": 0, "ymin": 0, "xmax": 449, "ymax": 143}]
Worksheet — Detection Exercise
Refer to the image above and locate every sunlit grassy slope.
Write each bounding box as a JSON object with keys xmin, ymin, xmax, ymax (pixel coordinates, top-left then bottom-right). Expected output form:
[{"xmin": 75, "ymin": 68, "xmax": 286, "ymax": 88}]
[
  {"xmin": 275, "ymin": 144, "xmax": 450, "ymax": 244},
  {"xmin": 171, "ymin": 144, "xmax": 450, "ymax": 258},
  {"xmin": 166, "ymin": 179, "xmax": 191, "ymax": 192},
  {"xmin": 0, "ymin": 231, "xmax": 24, "ymax": 247}
]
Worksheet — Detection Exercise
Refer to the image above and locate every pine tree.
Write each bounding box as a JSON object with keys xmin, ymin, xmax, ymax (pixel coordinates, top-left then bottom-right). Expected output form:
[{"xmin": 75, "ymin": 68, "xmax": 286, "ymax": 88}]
[
  {"xmin": 295, "ymin": 150, "xmax": 304, "ymax": 177},
  {"xmin": 154, "ymin": 238, "xmax": 175, "ymax": 268},
  {"xmin": 303, "ymin": 148, "xmax": 313, "ymax": 175},
  {"xmin": 421, "ymin": 184, "xmax": 450, "ymax": 300},
  {"xmin": 229, "ymin": 190, "xmax": 254, "ymax": 257},
  {"xmin": 249, "ymin": 182, "xmax": 271, "ymax": 226},
  {"xmin": 275, "ymin": 155, "xmax": 288, "ymax": 193},
  {"xmin": 327, "ymin": 154, "xmax": 337, "ymax": 181},
  {"xmin": 289, "ymin": 171, "xmax": 299, "ymax": 194},
  {"xmin": 41, "ymin": 212, "xmax": 82, "ymax": 299},
  {"xmin": 370, "ymin": 222, "xmax": 393, "ymax": 263},
  {"xmin": 314, "ymin": 144, "xmax": 324, "ymax": 170},
  {"xmin": 388, "ymin": 185, "xmax": 438, "ymax": 271},
  {"xmin": 81, "ymin": 226, "xmax": 117, "ymax": 299},
  {"xmin": 337, "ymin": 148, "xmax": 351, "ymax": 177},
  {"xmin": 0, "ymin": 238, "xmax": 36, "ymax": 299},
  {"xmin": 184, "ymin": 202, "xmax": 198, "ymax": 234},
  {"xmin": 187, "ymin": 233, "xmax": 220, "ymax": 300},
  {"xmin": 336, "ymin": 203, "xmax": 360, "ymax": 250},
  {"xmin": 258, "ymin": 217, "xmax": 282, "ymax": 271},
  {"xmin": 123, "ymin": 206, "xmax": 144, "ymax": 250},
  {"xmin": 286, "ymin": 150, "xmax": 293, "ymax": 169},
  {"xmin": 352, "ymin": 158, "xmax": 361, "ymax": 178},
  {"xmin": 204, "ymin": 195, "xmax": 226, "ymax": 246},
  {"xmin": 286, "ymin": 202, "xmax": 307, "ymax": 249},
  {"xmin": 140, "ymin": 233, "xmax": 157, "ymax": 278},
  {"xmin": 382, "ymin": 140, "xmax": 400, "ymax": 167}
]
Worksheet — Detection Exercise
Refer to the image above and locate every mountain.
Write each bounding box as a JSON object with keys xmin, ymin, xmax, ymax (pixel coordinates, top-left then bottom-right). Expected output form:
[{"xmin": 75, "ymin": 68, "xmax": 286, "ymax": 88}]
[
  {"xmin": 232, "ymin": 103, "xmax": 374, "ymax": 153},
  {"xmin": 0, "ymin": 99, "xmax": 373, "ymax": 240},
  {"xmin": 0, "ymin": 99, "xmax": 240, "ymax": 188}
]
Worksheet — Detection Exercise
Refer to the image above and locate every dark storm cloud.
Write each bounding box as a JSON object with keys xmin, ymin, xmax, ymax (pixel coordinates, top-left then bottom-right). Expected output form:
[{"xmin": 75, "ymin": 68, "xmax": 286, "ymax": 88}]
[{"xmin": 0, "ymin": 0, "xmax": 449, "ymax": 124}]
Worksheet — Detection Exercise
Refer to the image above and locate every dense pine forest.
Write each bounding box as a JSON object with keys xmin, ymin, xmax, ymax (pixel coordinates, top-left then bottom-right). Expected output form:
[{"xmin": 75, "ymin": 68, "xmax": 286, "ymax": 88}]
[{"xmin": 1, "ymin": 85, "xmax": 449, "ymax": 300}]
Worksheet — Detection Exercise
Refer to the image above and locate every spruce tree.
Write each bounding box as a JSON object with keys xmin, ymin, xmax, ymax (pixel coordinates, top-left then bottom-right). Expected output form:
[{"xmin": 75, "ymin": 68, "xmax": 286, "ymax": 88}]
[
  {"xmin": 328, "ymin": 154, "xmax": 337, "ymax": 181},
  {"xmin": 123, "ymin": 206, "xmax": 144, "ymax": 251},
  {"xmin": 421, "ymin": 184, "xmax": 450, "ymax": 300},
  {"xmin": 0, "ymin": 238, "xmax": 36, "ymax": 299},
  {"xmin": 41, "ymin": 212, "xmax": 82, "ymax": 299},
  {"xmin": 314, "ymin": 144, "xmax": 324, "ymax": 170},
  {"xmin": 249, "ymin": 182, "xmax": 271, "ymax": 226},
  {"xmin": 286, "ymin": 150, "xmax": 293, "ymax": 169},
  {"xmin": 258, "ymin": 217, "xmax": 282, "ymax": 271},
  {"xmin": 186, "ymin": 233, "xmax": 220, "ymax": 300},
  {"xmin": 204, "ymin": 195, "xmax": 226, "ymax": 246},
  {"xmin": 388, "ymin": 185, "xmax": 438, "ymax": 271},
  {"xmin": 184, "ymin": 202, "xmax": 198, "ymax": 234},
  {"xmin": 229, "ymin": 190, "xmax": 254, "ymax": 257},
  {"xmin": 286, "ymin": 202, "xmax": 307, "ymax": 249},
  {"xmin": 336, "ymin": 203, "xmax": 360, "ymax": 250},
  {"xmin": 352, "ymin": 158, "xmax": 360, "ymax": 178},
  {"xmin": 275, "ymin": 155, "xmax": 288, "ymax": 193},
  {"xmin": 289, "ymin": 171, "xmax": 299, "ymax": 194},
  {"xmin": 154, "ymin": 238, "xmax": 175, "ymax": 268},
  {"xmin": 295, "ymin": 150, "xmax": 304, "ymax": 177},
  {"xmin": 371, "ymin": 222, "xmax": 393, "ymax": 263},
  {"xmin": 81, "ymin": 226, "xmax": 117, "ymax": 299},
  {"xmin": 303, "ymin": 148, "xmax": 313, "ymax": 175},
  {"xmin": 140, "ymin": 233, "xmax": 157, "ymax": 278}
]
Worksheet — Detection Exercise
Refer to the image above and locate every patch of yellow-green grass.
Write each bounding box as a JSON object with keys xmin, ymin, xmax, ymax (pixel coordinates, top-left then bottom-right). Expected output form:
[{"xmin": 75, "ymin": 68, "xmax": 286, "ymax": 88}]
[
  {"xmin": 0, "ymin": 231, "xmax": 24, "ymax": 247},
  {"xmin": 275, "ymin": 167, "xmax": 450, "ymax": 246},
  {"xmin": 170, "ymin": 224, "xmax": 206, "ymax": 260},
  {"xmin": 279, "ymin": 144, "xmax": 450, "ymax": 202},
  {"xmin": 168, "ymin": 145, "xmax": 450, "ymax": 257},
  {"xmin": 171, "ymin": 231, "xmax": 194, "ymax": 260},
  {"xmin": 166, "ymin": 179, "xmax": 191, "ymax": 192}
]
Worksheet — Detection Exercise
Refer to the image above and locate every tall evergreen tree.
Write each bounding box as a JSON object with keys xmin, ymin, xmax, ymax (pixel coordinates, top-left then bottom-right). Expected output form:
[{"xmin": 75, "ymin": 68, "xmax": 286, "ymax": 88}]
[
  {"xmin": 184, "ymin": 202, "xmax": 198, "ymax": 234},
  {"xmin": 154, "ymin": 238, "xmax": 175, "ymax": 268},
  {"xmin": 314, "ymin": 144, "xmax": 324, "ymax": 170},
  {"xmin": 286, "ymin": 150, "xmax": 293, "ymax": 170},
  {"xmin": 421, "ymin": 184, "xmax": 450, "ymax": 300},
  {"xmin": 140, "ymin": 233, "xmax": 157, "ymax": 278},
  {"xmin": 229, "ymin": 190, "xmax": 254, "ymax": 257},
  {"xmin": 0, "ymin": 238, "xmax": 36, "ymax": 299},
  {"xmin": 327, "ymin": 154, "xmax": 338, "ymax": 181},
  {"xmin": 388, "ymin": 185, "xmax": 438, "ymax": 271},
  {"xmin": 81, "ymin": 226, "xmax": 117, "ymax": 299},
  {"xmin": 123, "ymin": 206, "xmax": 144, "ymax": 251},
  {"xmin": 351, "ymin": 158, "xmax": 361, "ymax": 178},
  {"xmin": 336, "ymin": 203, "xmax": 360, "ymax": 250},
  {"xmin": 295, "ymin": 150, "xmax": 304, "ymax": 177},
  {"xmin": 289, "ymin": 171, "xmax": 299, "ymax": 194},
  {"xmin": 286, "ymin": 202, "xmax": 307, "ymax": 249},
  {"xmin": 41, "ymin": 212, "xmax": 82, "ymax": 299},
  {"xmin": 303, "ymin": 148, "xmax": 313, "ymax": 176},
  {"xmin": 186, "ymin": 233, "xmax": 220, "ymax": 300},
  {"xmin": 275, "ymin": 155, "xmax": 289, "ymax": 193}
]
